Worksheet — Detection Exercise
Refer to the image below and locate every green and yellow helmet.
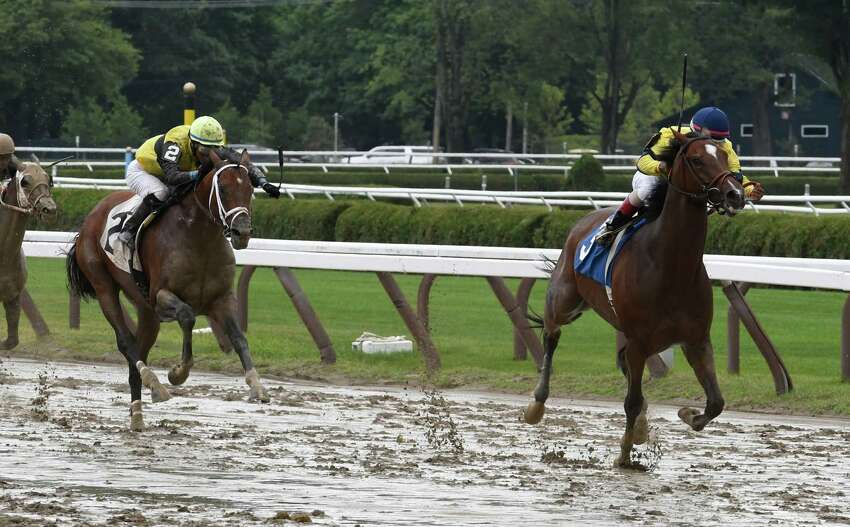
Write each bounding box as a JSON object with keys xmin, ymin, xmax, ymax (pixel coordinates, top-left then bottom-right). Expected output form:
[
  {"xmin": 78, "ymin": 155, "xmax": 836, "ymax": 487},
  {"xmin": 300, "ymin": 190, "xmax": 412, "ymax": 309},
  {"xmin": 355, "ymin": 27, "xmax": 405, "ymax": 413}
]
[{"xmin": 189, "ymin": 116, "xmax": 225, "ymax": 146}]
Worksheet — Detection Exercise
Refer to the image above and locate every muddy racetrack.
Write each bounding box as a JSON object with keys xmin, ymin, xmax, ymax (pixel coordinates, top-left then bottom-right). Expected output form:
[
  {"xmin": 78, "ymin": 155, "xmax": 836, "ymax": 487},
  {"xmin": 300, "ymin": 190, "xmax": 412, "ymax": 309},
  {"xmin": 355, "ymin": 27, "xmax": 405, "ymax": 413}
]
[{"xmin": 0, "ymin": 357, "xmax": 849, "ymax": 526}]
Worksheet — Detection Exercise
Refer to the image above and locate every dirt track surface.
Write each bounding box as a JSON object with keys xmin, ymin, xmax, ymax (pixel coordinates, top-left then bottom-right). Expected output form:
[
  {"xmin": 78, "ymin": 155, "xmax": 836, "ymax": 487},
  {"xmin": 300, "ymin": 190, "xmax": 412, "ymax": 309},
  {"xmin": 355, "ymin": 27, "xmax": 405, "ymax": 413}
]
[{"xmin": 1, "ymin": 358, "xmax": 849, "ymax": 526}]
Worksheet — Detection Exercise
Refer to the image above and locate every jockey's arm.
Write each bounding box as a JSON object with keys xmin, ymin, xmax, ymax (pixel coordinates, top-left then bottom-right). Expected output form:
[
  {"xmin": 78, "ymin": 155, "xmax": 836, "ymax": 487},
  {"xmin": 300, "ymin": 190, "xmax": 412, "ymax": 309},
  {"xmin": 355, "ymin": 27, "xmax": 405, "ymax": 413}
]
[
  {"xmin": 215, "ymin": 146, "xmax": 281, "ymax": 198},
  {"xmin": 158, "ymin": 141, "xmax": 198, "ymax": 186},
  {"xmin": 722, "ymin": 141, "xmax": 762, "ymax": 199},
  {"xmin": 635, "ymin": 131, "xmax": 670, "ymax": 176}
]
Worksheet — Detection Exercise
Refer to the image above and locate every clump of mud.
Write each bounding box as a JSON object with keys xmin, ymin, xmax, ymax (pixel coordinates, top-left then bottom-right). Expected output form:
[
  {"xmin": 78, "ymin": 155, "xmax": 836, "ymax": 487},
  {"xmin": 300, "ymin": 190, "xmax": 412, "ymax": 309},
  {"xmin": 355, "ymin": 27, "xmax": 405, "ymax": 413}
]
[
  {"xmin": 629, "ymin": 427, "xmax": 664, "ymax": 472},
  {"xmin": 418, "ymin": 388, "xmax": 464, "ymax": 455},
  {"xmin": 272, "ymin": 510, "xmax": 314, "ymax": 523},
  {"xmin": 30, "ymin": 367, "xmax": 55, "ymax": 422},
  {"xmin": 0, "ymin": 357, "xmax": 10, "ymax": 384},
  {"xmin": 541, "ymin": 441, "xmax": 605, "ymax": 470}
]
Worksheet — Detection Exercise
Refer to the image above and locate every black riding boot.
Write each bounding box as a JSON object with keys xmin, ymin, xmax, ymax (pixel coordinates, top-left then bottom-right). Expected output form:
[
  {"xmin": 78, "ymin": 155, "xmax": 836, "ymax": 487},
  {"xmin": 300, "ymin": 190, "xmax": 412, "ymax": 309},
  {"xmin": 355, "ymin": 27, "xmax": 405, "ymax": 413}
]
[
  {"xmin": 597, "ymin": 210, "xmax": 635, "ymax": 246},
  {"xmin": 117, "ymin": 195, "xmax": 159, "ymax": 247}
]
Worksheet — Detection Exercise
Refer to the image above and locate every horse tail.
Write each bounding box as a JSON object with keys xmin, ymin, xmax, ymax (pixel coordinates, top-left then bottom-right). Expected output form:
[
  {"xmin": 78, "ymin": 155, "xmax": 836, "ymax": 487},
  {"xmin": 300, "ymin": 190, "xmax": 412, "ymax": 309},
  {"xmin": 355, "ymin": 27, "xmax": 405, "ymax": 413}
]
[
  {"xmin": 65, "ymin": 238, "xmax": 96, "ymax": 300},
  {"xmin": 526, "ymin": 305, "xmax": 544, "ymax": 329}
]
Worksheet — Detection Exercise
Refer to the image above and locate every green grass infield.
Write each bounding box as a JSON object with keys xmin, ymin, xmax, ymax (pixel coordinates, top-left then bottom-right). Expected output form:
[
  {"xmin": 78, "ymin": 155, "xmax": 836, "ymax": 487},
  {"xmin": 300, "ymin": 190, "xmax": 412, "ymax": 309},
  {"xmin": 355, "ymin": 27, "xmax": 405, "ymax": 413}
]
[{"xmin": 7, "ymin": 258, "xmax": 849, "ymax": 417}]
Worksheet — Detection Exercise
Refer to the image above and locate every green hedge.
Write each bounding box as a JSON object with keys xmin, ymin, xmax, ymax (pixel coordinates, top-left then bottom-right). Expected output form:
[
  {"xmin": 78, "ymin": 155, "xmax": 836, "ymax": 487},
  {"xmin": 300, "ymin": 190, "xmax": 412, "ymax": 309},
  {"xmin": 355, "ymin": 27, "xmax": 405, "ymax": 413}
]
[{"xmin": 24, "ymin": 190, "xmax": 850, "ymax": 257}]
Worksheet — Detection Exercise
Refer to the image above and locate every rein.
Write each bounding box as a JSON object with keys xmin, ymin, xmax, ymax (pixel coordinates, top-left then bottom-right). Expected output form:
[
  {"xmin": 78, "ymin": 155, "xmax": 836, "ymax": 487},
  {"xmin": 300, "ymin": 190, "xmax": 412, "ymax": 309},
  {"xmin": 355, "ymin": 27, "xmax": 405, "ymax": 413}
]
[
  {"xmin": 665, "ymin": 137, "xmax": 737, "ymax": 214},
  {"xmin": 0, "ymin": 171, "xmax": 50, "ymax": 215},
  {"xmin": 193, "ymin": 163, "xmax": 251, "ymax": 236}
]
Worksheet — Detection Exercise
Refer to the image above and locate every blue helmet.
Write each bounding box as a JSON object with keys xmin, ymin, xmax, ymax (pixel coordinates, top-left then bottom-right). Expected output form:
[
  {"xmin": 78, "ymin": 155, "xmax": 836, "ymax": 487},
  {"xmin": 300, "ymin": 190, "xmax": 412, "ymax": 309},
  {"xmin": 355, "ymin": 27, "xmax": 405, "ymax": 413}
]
[{"xmin": 690, "ymin": 106, "xmax": 730, "ymax": 139}]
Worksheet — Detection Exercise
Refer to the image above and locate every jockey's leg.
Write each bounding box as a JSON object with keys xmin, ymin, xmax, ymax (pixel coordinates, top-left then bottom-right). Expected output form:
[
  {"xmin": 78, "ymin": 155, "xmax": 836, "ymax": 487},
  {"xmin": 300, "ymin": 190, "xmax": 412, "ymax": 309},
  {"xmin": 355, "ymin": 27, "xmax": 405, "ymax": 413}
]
[
  {"xmin": 602, "ymin": 170, "xmax": 652, "ymax": 236},
  {"xmin": 119, "ymin": 161, "xmax": 169, "ymax": 246}
]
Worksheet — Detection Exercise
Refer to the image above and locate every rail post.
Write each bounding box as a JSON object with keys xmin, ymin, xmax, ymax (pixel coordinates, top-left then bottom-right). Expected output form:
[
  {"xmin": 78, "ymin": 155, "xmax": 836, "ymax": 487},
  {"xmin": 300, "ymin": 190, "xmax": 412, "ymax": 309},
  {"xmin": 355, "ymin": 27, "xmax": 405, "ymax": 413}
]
[{"xmin": 377, "ymin": 272, "xmax": 441, "ymax": 374}]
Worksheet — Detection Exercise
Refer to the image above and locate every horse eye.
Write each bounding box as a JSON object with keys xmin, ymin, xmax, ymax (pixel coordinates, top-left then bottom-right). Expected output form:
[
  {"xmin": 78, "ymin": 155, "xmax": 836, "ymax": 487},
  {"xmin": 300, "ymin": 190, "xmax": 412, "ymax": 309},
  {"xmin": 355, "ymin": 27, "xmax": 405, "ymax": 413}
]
[
  {"xmin": 20, "ymin": 179, "xmax": 30, "ymax": 188},
  {"xmin": 690, "ymin": 157, "xmax": 702, "ymax": 166}
]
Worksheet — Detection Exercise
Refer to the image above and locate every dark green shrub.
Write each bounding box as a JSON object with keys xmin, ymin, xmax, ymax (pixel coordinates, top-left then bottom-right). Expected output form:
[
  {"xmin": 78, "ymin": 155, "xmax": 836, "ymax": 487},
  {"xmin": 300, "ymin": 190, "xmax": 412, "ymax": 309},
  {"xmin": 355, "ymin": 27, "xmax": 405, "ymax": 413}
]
[{"xmin": 568, "ymin": 154, "xmax": 605, "ymax": 190}]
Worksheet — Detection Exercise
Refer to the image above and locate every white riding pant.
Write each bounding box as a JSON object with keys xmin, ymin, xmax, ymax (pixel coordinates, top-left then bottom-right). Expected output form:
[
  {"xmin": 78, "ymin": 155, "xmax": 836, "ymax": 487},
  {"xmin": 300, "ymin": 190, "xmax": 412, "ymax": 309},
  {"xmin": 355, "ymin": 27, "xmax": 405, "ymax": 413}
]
[
  {"xmin": 126, "ymin": 160, "xmax": 169, "ymax": 201},
  {"xmin": 631, "ymin": 170, "xmax": 663, "ymax": 204}
]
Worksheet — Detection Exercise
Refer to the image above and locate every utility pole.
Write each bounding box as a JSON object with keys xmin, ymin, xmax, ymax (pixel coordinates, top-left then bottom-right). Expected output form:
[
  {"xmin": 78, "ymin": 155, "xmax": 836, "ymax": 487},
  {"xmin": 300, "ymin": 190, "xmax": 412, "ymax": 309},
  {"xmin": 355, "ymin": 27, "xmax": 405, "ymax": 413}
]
[
  {"xmin": 333, "ymin": 112, "xmax": 342, "ymax": 152},
  {"xmin": 522, "ymin": 101, "xmax": 529, "ymax": 154}
]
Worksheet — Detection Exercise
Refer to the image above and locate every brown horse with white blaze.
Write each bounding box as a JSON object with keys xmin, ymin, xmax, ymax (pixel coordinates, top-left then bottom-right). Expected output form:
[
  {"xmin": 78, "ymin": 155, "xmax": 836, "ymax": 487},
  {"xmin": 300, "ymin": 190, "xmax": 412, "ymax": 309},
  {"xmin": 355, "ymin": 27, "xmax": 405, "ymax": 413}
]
[
  {"xmin": 525, "ymin": 131, "xmax": 746, "ymax": 467},
  {"xmin": 66, "ymin": 150, "xmax": 269, "ymax": 431}
]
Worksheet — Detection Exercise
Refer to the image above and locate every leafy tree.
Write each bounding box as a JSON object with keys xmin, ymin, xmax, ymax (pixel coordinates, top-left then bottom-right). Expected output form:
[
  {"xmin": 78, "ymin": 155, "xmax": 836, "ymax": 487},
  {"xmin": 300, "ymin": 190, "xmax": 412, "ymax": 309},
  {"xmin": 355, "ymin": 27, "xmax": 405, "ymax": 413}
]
[
  {"xmin": 689, "ymin": 3, "xmax": 799, "ymax": 156},
  {"xmin": 61, "ymin": 95, "xmax": 147, "ymax": 147},
  {"xmin": 0, "ymin": 0, "xmax": 138, "ymax": 140},
  {"xmin": 574, "ymin": 0, "xmax": 685, "ymax": 154},
  {"xmin": 111, "ymin": 5, "xmax": 279, "ymax": 134},
  {"xmin": 783, "ymin": 0, "xmax": 850, "ymax": 191},
  {"xmin": 242, "ymin": 85, "xmax": 284, "ymax": 147}
]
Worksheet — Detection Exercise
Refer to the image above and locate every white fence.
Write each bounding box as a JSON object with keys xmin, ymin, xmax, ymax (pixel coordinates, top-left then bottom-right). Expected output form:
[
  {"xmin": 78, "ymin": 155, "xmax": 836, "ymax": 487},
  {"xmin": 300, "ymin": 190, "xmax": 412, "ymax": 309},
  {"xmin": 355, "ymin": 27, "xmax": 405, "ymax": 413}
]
[
  {"xmin": 47, "ymin": 177, "xmax": 850, "ymax": 215},
  {"xmin": 21, "ymin": 230, "xmax": 850, "ymax": 290},
  {"xmin": 19, "ymin": 230, "xmax": 850, "ymax": 384},
  {"xmin": 17, "ymin": 145, "xmax": 841, "ymax": 178}
]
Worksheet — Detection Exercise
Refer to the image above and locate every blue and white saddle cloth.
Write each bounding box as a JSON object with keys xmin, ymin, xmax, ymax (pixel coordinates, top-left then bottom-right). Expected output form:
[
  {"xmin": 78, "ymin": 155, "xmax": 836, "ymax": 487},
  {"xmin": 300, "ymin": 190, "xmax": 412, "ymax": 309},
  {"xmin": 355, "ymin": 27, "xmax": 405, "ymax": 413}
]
[{"xmin": 574, "ymin": 214, "xmax": 648, "ymax": 307}]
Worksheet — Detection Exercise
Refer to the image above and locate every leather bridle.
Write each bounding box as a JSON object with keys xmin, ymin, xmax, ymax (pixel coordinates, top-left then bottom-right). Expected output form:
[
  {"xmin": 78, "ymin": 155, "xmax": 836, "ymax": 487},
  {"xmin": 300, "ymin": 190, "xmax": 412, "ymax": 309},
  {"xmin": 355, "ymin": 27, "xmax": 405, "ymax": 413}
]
[{"xmin": 666, "ymin": 136, "xmax": 740, "ymax": 214}]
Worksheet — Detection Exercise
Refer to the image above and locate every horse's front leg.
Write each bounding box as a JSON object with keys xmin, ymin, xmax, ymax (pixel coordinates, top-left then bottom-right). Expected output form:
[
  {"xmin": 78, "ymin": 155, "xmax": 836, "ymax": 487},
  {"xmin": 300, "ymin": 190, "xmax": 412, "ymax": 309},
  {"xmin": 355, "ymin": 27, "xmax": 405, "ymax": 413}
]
[
  {"xmin": 1, "ymin": 296, "xmax": 21, "ymax": 350},
  {"xmin": 155, "ymin": 289, "xmax": 196, "ymax": 386},
  {"xmin": 679, "ymin": 339, "xmax": 725, "ymax": 431},
  {"xmin": 615, "ymin": 342, "xmax": 648, "ymax": 468},
  {"xmin": 208, "ymin": 294, "xmax": 270, "ymax": 403}
]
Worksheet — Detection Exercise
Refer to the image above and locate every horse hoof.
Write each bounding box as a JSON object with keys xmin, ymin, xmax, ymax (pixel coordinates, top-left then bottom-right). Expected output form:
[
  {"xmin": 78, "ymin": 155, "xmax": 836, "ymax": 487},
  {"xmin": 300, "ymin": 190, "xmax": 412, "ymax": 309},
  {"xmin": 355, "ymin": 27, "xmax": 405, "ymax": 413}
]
[
  {"xmin": 150, "ymin": 385, "xmax": 172, "ymax": 403},
  {"xmin": 130, "ymin": 401, "xmax": 144, "ymax": 432},
  {"xmin": 0, "ymin": 338, "xmax": 18, "ymax": 351},
  {"xmin": 678, "ymin": 407, "xmax": 700, "ymax": 427},
  {"xmin": 613, "ymin": 455, "xmax": 631, "ymax": 468},
  {"xmin": 633, "ymin": 415, "xmax": 649, "ymax": 445},
  {"xmin": 167, "ymin": 364, "xmax": 191, "ymax": 386},
  {"xmin": 524, "ymin": 401, "xmax": 545, "ymax": 424},
  {"xmin": 249, "ymin": 385, "xmax": 270, "ymax": 403}
]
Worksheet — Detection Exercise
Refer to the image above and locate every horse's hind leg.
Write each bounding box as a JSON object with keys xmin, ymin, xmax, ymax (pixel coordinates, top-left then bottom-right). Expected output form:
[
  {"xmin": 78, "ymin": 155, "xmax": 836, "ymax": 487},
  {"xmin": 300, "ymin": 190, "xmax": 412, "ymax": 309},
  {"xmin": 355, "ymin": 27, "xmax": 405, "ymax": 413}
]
[
  {"xmin": 91, "ymin": 282, "xmax": 167, "ymax": 430},
  {"xmin": 208, "ymin": 295, "xmax": 269, "ymax": 403},
  {"xmin": 1, "ymin": 296, "xmax": 21, "ymax": 350},
  {"xmin": 615, "ymin": 342, "xmax": 648, "ymax": 468},
  {"xmin": 524, "ymin": 276, "xmax": 584, "ymax": 425},
  {"xmin": 154, "ymin": 290, "xmax": 195, "ymax": 386},
  {"xmin": 678, "ymin": 340, "xmax": 725, "ymax": 432}
]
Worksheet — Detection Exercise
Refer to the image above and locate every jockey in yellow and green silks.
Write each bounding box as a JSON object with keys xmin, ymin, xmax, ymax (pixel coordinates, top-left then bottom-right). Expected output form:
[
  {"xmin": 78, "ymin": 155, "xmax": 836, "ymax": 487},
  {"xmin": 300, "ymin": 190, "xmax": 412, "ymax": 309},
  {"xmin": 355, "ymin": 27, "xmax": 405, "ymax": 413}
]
[{"xmin": 118, "ymin": 115, "xmax": 281, "ymax": 247}]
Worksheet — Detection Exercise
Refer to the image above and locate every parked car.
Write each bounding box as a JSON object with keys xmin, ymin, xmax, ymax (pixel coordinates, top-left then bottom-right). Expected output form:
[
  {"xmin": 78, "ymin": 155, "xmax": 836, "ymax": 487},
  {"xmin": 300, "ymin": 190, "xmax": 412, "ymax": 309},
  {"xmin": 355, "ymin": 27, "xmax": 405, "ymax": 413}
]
[
  {"xmin": 347, "ymin": 145, "xmax": 440, "ymax": 164},
  {"xmin": 463, "ymin": 148, "xmax": 537, "ymax": 165}
]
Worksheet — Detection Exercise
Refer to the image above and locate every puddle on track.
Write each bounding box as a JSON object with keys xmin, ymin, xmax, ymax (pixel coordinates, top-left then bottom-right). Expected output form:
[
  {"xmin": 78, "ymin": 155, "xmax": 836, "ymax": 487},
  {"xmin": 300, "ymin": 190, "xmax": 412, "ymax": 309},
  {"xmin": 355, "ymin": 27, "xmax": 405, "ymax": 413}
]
[{"xmin": 0, "ymin": 357, "xmax": 849, "ymax": 526}]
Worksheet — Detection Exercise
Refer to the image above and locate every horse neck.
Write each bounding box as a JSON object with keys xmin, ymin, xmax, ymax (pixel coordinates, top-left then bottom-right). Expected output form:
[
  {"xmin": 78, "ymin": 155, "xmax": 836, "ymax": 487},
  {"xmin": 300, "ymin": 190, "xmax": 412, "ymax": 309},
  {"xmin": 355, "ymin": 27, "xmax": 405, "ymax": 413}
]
[
  {"xmin": 0, "ymin": 183, "xmax": 29, "ymax": 268},
  {"xmin": 653, "ymin": 173, "xmax": 709, "ymax": 280},
  {"xmin": 178, "ymin": 175, "xmax": 222, "ymax": 237}
]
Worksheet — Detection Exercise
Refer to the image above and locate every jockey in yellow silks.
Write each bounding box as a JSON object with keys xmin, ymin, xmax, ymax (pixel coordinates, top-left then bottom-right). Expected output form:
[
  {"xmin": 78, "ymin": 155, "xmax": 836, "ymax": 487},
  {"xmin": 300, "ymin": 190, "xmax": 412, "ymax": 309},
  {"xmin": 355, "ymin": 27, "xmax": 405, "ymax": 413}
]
[{"xmin": 602, "ymin": 106, "xmax": 765, "ymax": 236}]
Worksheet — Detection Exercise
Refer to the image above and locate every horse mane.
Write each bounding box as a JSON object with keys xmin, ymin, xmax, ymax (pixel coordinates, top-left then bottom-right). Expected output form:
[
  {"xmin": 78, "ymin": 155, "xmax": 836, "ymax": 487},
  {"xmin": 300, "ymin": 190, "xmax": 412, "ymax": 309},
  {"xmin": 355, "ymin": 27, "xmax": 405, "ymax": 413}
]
[{"xmin": 652, "ymin": 130, "xmax": 699, "ymax": 165}]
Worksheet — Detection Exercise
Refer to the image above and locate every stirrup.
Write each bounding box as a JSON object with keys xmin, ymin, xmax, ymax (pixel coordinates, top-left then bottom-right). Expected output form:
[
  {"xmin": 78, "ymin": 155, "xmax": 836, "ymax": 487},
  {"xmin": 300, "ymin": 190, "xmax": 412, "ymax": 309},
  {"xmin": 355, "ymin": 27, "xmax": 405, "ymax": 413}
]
[{"xmin": 596, "ymin": 222, "xmax": 630, "ymax": 246}]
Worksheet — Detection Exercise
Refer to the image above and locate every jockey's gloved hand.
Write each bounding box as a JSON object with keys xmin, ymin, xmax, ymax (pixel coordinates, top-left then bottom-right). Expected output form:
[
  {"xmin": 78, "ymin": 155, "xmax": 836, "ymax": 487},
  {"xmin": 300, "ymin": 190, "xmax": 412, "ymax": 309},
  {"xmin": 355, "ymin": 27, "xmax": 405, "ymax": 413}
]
[
  {"xmin": 188, "ymin": 170, "xmax": 200, "ymax": 181},
  {"xmin": 262, "ymin": 182, "xmax": 281, "ymax": 198},
  {"xmin": 248, "ymin": 165, "xmax": 266, "ymax": 187}
]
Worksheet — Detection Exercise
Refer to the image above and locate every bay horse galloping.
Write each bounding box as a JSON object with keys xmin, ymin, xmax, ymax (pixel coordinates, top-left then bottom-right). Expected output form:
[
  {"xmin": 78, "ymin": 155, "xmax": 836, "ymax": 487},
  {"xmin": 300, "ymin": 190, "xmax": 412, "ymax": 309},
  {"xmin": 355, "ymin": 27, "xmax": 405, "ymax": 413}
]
[
  {"xmin": 1, "ymin": 162, "xmax": 57, "ymax": 349},
  {"xmin": 66, "ymin": 150, "xmax": 269, "ymax": 431},
  {"xmin": 525, "ymin": 131, "xmax": 746, "ymax": 467}
]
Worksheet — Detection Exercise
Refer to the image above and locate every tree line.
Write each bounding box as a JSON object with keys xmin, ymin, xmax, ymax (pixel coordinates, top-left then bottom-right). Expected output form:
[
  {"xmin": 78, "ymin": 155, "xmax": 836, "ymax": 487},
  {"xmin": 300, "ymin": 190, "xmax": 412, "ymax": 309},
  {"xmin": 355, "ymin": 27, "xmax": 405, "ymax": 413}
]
[{"xmin": 1, "ymin": 0, "xmax": 848, "ymax": 187}]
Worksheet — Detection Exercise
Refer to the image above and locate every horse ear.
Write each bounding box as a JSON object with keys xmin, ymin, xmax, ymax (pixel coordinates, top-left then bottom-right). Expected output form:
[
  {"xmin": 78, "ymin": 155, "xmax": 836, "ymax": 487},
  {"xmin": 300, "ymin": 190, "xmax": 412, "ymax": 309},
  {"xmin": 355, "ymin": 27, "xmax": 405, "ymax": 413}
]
[
  {"xmin": 240, "ymin": 148, "xmax": 249, "ymax": 165},
  {"xmin": 209, "ymin": 148, "xmax": 223, "ymax": 165},
  {"xmin": 671, "ymin": 128, "xmax": 688, "ymax": 144}
]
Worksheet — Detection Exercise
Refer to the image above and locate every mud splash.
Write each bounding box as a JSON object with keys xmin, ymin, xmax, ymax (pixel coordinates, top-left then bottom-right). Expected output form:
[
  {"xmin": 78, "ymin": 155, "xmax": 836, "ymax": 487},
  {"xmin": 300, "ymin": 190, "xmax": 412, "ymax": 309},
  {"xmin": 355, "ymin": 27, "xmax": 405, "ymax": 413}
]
[{"xmin": 1, "ymin": 358, "xmax": 849, "ymax": 526}]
